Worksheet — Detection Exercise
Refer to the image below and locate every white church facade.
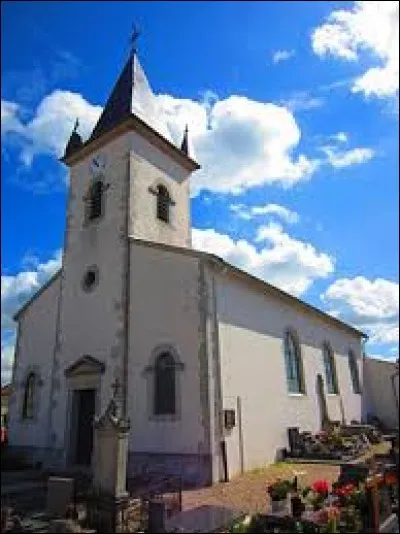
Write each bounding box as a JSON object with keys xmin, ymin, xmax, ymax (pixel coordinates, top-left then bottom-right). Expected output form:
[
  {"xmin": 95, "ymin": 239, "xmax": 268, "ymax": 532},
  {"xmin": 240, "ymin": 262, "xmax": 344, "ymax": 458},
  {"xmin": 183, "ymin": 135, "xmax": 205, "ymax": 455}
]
[{"xmin": 8, "ymin": 49, "xmax": 366, "ymax": 487}]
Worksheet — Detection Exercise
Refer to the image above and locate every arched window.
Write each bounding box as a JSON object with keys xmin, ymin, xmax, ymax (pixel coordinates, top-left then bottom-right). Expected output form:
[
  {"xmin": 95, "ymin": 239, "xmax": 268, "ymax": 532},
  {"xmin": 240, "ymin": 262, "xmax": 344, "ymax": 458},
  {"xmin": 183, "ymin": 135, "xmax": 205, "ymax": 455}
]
[
  {"xmin": 22, "ymin": 372, "xmax": 35, "ymax": 419},
  {"xmin": 322, "ymin": 343, "xmax": 339, "ymax": 394},
  {"xmin": 348, "ymin": 350, "xmax": 361, "ymax": 394},
  {"xmin": 156, "ymin": 185, "xmax": 170, "ymax": 223},
  {"xmin": 87, "ymin": 180, "xmax": 103, "ymax": 220},
  {"xmin": 283, "ymin": 331, "xmax": 304, "ymax": 393},
  {"xmin": 154, "ymin": 352, "xmax": 176, "ymax": 415}
]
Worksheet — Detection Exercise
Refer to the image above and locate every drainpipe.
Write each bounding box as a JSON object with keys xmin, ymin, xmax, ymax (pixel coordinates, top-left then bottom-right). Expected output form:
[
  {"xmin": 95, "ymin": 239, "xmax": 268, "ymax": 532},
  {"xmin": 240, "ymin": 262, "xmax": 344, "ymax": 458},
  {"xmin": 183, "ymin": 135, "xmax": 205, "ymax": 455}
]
[
  {"xmin": 209, "ymin": 256, "xmax": 228, "ymax": 482},
  {"xmin": 390, "ymin": 359, "xmax": 399, "ymax": 413}
]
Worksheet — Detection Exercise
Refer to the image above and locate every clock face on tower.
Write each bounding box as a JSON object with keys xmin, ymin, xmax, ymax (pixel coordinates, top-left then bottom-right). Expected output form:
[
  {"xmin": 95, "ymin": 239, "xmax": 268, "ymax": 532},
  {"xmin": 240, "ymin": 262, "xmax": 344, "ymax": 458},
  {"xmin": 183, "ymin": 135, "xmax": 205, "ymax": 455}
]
[{"xmin": 90, "ymin": 154, "xmax": 106, "ymax": 177}]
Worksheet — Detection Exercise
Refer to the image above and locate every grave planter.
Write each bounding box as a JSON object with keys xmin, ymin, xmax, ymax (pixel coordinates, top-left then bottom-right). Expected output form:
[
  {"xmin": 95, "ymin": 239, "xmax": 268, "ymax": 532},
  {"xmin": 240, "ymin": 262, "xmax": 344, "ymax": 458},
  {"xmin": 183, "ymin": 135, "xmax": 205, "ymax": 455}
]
[{"xmin": 270, "ymin": 495, "xmax": 291, "ymax": 515}]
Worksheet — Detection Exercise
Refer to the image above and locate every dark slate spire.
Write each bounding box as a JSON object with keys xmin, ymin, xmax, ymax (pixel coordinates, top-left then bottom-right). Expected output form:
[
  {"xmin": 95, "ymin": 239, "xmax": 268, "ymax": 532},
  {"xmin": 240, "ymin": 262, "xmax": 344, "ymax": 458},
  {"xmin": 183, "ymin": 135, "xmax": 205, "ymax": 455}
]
[
  {"xmin": 180, "ymin": 125, "xmax": 189, "ymax": 156},
  {"xmin": 89, "ymin": 56, "xmax": 135, "ymax": 142},
  {"xmin": 64, "ymin": 119, "xmax": 83, "ymax": 158},
  {"xmin": 88, "ymin": 51, "xmax": 173, "ymax": 144}
]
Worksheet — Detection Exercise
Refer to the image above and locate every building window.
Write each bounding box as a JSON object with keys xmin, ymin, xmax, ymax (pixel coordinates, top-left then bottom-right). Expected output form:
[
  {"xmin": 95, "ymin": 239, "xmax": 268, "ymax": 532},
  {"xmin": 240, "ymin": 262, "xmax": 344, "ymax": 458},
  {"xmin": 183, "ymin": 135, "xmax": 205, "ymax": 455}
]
[
  {"xmin": 22, "ymin": 372, "xmax": 35, "ymax": 419},
  {"xmin": 348, "ymin": 350, "xmax": 361, "ymax": 394},
  {"xmin": 322, "ymin": 343, "xmax": 339, "ymax": 394},
  {"xmin": 156, "ymin": 184, "xmax": 170, "ymax": 223},
  {"xmin": 283, "ymin": 330, "xmax": 304, "ymax": 393},
  {"xmin": 82, "ymin": 267, "xmax": 99, "ymax": 292},
  {"xmin": 87, "ymin": 180, "xmax": 104, "ymax": 221},
  {"xmin": 154, "ymin": 352, "xmax": 176, "ymax": 415}
]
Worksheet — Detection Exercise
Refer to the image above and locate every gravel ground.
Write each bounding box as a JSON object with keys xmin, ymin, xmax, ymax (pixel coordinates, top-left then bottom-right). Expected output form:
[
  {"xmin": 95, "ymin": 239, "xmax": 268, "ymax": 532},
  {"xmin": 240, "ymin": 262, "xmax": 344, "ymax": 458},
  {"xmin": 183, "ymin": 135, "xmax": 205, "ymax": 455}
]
[{"xmin": 181, "ymin": 442, "xmax": 391, "ymax": 515}]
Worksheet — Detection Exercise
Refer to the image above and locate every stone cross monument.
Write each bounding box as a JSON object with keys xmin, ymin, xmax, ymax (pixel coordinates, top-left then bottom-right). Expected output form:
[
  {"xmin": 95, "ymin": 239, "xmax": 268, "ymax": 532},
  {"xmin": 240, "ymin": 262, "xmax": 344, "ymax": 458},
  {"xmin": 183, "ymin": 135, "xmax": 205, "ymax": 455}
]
[{"xmin": 88, "ymin": 380, "xmax": 131, "ymax": 533}]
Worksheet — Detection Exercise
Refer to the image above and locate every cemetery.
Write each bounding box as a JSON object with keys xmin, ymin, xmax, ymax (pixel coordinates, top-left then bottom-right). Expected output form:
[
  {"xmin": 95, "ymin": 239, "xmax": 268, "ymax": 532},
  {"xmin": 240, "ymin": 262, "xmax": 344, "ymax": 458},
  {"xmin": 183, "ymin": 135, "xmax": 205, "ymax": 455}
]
[{"xmin": 1, "ymin": 403, "xmax": 398, "ymax": 533}]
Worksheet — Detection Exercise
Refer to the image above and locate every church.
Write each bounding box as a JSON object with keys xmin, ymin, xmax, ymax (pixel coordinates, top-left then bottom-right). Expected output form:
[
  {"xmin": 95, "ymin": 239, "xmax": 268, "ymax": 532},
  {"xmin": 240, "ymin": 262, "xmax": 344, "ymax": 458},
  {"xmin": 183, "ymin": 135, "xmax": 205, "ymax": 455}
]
[{"xmin": 7, "ymin": 44, "xmax": 366, "ymax": 487}]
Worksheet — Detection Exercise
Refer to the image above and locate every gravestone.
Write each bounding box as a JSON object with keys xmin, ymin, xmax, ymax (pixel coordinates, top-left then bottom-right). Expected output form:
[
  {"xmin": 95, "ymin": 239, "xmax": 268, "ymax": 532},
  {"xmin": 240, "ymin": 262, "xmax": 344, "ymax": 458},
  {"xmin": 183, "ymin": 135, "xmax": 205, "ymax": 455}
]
[
  {"xmin": 47, "ymin": 477, "xmax": 74, "ymax": 518},
  {"xmin": 287, "ymin": 427, "xmax": 304, "ymax": 457},
  {"xmin": 148, "ymin": 499, "xmax": 166, "ymax": 533}
]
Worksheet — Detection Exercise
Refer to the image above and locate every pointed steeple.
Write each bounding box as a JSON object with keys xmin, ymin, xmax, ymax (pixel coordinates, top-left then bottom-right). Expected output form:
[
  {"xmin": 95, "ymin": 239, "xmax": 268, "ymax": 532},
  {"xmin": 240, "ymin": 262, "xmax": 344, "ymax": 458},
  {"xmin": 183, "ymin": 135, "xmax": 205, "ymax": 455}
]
[
  {"xmin": 61, "ymin": 29, "xmax": 200, "ymax": 172},
  {"xmin": 64, "ymin": 118, "xmax": 83, "ymax": 158},
  {"xmin": 89, "ymin": 51, "xmax": 173, "ymax": 143},
  {"xmin": 180, "ymin": 125, "xmax": 189, "ymax": 156}
]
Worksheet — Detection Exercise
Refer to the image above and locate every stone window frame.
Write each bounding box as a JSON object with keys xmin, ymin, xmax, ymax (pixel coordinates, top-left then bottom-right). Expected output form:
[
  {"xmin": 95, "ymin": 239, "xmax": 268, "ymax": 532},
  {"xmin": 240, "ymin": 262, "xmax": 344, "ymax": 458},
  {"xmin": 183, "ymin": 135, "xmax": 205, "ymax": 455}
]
[
  {"xmin": 348, "ymin": 349, "xmax": 362, "ymax": 394},
  {"xmin": 81, "ymin": 264, "xmax": 100, "ymax": 293},
  {"xmin": 82, "ymin": 177, "xmax": 110, "ymax": 226},
  {"xmin": 142, "ymin": 344, "xmax": 184, "ymax": 422},
  {"xmin": 322, "ymin": 341, "xmax": 339, "ymax": 395},
  {"xmin": 19, "ymin": 366, "xmax": 43, "ymax": 423},
  {"xmin": 283, "ymin": 328, "xmax": 306, "ymax": 395}
]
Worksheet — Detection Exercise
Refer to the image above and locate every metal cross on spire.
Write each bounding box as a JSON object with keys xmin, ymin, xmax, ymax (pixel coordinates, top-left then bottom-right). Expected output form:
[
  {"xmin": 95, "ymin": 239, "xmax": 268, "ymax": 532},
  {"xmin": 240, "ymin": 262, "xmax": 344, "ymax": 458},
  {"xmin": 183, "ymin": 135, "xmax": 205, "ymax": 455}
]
[{"xmin": 130, "ymin": 23, "xmax": 141, "ymax": 56}]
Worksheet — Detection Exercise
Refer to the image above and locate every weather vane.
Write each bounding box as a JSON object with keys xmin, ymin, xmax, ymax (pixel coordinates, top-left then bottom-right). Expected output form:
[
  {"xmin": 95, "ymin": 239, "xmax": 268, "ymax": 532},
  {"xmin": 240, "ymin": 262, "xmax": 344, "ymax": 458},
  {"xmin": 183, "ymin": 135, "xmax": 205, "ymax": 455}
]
[{"xmin": 130, "ymin": 23, "xmax": 141, "ymax": 55}]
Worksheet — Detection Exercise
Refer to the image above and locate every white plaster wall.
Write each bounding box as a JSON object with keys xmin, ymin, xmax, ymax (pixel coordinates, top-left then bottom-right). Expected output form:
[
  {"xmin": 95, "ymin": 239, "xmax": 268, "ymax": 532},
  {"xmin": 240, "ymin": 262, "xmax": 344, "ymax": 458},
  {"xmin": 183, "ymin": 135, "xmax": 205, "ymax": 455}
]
[
  {"xmin": 8, "ymin": 275, "xmax": 60, "ymax": 449},
  {"xmin": 363, "ymin": 358, "xmax": 399, "ymax": 429},
  {"xmin": 128, "ymin": 130, "xmax": 192, "ymax": 248},
  {"xmin": 128, "ymin": 242, "xmax": 206, "ymax": 455},
  {"xmin": 50, "ymin": 134, "xmax": 131, "ymax": 450},
  {"xmin": 214, "ymin": 272, "xmax": 363, "ymax": 477}
]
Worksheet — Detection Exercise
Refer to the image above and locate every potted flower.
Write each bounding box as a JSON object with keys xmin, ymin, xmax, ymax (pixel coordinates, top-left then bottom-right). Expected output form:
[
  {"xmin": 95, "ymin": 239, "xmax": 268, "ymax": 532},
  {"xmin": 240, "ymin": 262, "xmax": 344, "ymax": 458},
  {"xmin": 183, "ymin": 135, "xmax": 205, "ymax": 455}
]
[
  {"xmin": 267, "ymin": 478, "xmax": 293, "ymax": 515},
  {"xmin": 302, "ymin": 480, "xmax": 331, "ymax": 511}
]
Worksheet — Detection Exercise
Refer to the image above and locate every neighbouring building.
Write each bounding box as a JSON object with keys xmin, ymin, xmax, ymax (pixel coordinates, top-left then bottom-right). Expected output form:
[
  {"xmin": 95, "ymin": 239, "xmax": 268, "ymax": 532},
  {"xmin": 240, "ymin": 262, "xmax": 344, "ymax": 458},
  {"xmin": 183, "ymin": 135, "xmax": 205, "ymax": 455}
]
[
  {"xmin": 363, "ymin": 357, "xmax": 399, "ymax": 430},
  {"xmin": 1, "ymin": 384, "xmax": 12, "ymax": 429},
  {"xmin": 8, "ymin": 42, "xmax": 366, "ymax": 487}
]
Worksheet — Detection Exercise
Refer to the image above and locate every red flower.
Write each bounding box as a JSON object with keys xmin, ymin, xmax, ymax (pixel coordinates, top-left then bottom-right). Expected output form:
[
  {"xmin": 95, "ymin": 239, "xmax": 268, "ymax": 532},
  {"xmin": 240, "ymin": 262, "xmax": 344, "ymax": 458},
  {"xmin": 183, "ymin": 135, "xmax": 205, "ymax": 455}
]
[
  {"xmin": 385, "ymin": 474, "xmax": 398, "ymax": 486},
  {"xmin": 312, "ymin": 479, "xmax": 330, "ymax": 494}
]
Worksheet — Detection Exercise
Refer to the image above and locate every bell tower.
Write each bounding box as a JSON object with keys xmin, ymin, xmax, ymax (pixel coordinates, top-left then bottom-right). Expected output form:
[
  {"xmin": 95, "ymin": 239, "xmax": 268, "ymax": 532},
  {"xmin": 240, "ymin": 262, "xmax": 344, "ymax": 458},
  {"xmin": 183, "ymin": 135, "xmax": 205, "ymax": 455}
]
[{"xmin": 46, "ymin": 37, "xmax": 200, "ymax": 459}]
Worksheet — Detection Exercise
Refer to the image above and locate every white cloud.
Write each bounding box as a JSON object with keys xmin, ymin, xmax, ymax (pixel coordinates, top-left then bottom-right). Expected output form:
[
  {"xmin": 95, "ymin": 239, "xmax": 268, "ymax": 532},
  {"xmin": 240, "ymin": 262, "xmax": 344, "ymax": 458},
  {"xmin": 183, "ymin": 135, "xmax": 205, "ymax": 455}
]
[
  {"xmin": 1, "ymin": 250, "xmax": 62, "ymax": 385},
  {"xmin": 161, "ymin": 94, "xmax": 320, "ymax": 196},
  {"xmin": 321, "ymin": 276, "xmax": 399, "ymax": 346},
  {"xmin": 193, "ymin": 222, "xmax": 334, "ymax": 297},
  {"xmin": 230, "ymin": 203, "xmax": 299, "ymax": 224},
  {"xmin": 272, "ymin": 49, "xmax": 296, "ymax": 64},
  {"xmin": 1, "ymin": 250, "xmax": 62, "ymax": 331},
  {"xmin": 1, "ymin": 91, "xmax": 102, "ymax": 166},
  {"xmin": 321, "ymin": 146, "xmax": 375, "ymax": 168},
  {"xmin": 1, "ymin": 338, "xmax": 15, "ymax": 386},
  {"xmin": 311, "ymin": 1, "xmax": 399, "ymax": 98},
  {"xmin": 332, "ymin": 132, "xmax": 348, "ymax": 143},
  {"xmin": 2, "ymin": 88, "xmax": 319, "ymax": 196},
  {"xmin": 280, "ymin": 91, "xmax": 325, "ymax": 112}
]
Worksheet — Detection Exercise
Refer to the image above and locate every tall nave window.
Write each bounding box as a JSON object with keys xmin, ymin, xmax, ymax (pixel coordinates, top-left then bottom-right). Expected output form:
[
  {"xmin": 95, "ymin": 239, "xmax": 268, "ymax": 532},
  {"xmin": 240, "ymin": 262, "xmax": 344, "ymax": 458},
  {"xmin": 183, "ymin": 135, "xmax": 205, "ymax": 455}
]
[
  {"xmin": 154, "ymin": 352, "xmax": 176, "ymax": 415},
  {"xmin": 348, "ymin": 350, "xmax": 361, "ymax": 394},
  {"xmin": 22, "ymin": 372, "xmax": 36, "ymax": 419},
  {"xmin": 283, "ymin": 330, "xmax": 305, "ymax": 394},
  {"xmin": 322, "ymin": 342, "xmax": 339, "ymax": 394}
]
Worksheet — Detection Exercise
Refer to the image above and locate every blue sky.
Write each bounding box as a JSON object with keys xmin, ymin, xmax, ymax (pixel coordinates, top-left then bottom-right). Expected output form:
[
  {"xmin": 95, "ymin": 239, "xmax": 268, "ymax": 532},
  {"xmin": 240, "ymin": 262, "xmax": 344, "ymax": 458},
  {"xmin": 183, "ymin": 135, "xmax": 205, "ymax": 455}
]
[{"xmin": 1, "ymin": 1, "xmax": 399, "ymax": 384}]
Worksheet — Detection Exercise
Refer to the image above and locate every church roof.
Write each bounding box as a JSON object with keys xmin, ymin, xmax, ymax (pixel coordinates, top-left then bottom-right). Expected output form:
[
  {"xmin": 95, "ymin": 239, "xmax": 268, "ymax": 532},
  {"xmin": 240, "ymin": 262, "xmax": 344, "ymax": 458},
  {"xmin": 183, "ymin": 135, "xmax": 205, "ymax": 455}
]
[
  {"xmin": 13, "ymin": 269, "xmax": 62, "ymax": 321},
  {"xmin": 62, "ymin": 52, "xmax": 199, "ymax": 171},
  {"xmin": 90, "ymin": 52, "xmax": 171, "ymax": 142},
  {"xmin": 130, "ymin": 237, "xmax": 368, "ymax": 341}
]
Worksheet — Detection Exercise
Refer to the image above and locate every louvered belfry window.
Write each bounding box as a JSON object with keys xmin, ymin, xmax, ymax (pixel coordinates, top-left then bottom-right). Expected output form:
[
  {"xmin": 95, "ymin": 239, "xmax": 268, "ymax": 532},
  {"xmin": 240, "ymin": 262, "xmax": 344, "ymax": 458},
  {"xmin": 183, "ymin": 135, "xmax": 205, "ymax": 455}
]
[
  {"xmin": 156, "ymin": 184, "xmax": 170, "ymax": 223},
  {"xmin": 88, "ymin": 181, "xmax": 103, "ymax": 220}
]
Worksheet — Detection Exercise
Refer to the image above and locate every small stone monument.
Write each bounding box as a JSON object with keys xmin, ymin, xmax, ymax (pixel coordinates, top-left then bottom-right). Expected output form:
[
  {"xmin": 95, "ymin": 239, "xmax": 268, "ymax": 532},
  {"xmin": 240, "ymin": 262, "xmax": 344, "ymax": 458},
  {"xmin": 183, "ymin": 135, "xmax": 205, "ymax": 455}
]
[
  {"xmin": 87, "ymin": 380, "xmax": 131, "ymax": 533},
  {"xmin": 47, "ymin": 477, "xmax": 75, "ymax": 518}
]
